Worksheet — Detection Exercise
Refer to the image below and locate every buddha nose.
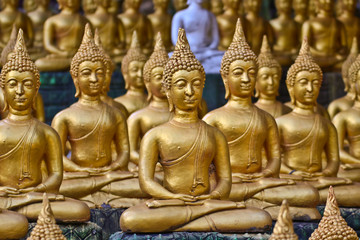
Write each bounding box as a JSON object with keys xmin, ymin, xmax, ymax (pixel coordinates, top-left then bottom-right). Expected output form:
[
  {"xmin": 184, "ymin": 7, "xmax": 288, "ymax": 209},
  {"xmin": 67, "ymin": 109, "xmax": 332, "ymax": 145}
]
[
  {"xmin": 267, "ymin": 76, "xmax": 274, "ymax": 86},
  {"xmin": 242, "ymin": 73, "xmax": 250, "ymax": 83},
  {"xmin": 137, "ymin": 69, "xmax": 143, "ymax": 78},
  {"xmin": 90, "ymin": 72, "xmax": 98, "ymax": 82},
  {"xmin": 306, "ymin": 82, "xmax": 313, "ymax": 92},
  {"xmin": 185, "ymin": 83, "xmax": 194, "ymax": 96},
  {"xmin": 16, "ymin": 83, "xmax": 24, "ymax": 95}
]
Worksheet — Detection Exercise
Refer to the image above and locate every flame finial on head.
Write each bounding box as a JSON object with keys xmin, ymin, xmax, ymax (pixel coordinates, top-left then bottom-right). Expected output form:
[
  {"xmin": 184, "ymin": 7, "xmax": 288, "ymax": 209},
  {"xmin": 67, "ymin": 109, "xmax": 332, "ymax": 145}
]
[
  {"xmin": 345, "ymin": 38, "xmax": 360, "ymax": 89},
  {"xmin": 309, "ymin": 186, "xmax": 358, "ymax": 240},
  {"xmin": 26, "ymin": 193, "xmax": 66, "ymax": 240},
  {"xmin": 258, "ymin": 35, "xmax": 281, "ymax": 70},
  {"xmin": 269, "ymin": 200, "xmax": 298, "ymax": 240},
  {"xmin": 154, "ymin": 32, "xmax": 166, "ymax": 52}
]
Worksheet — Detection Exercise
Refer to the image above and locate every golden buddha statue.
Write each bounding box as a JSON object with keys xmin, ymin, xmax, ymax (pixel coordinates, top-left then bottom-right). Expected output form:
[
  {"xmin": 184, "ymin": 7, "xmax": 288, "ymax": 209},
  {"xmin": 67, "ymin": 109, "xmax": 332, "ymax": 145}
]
[
  {"xmin": 24, "ymin": 0, "xmax": 53, "ymax": 60},
  {"xmin": 128, "ymin": 32, "xmax": 170, "ymax": 167},
  {"xmin": 52, "ymin": 25, "xmax": 145, "ymax": 208},
  {"xmin": 0, "ymin": 0, "xmax": 33, "ymax": 51},
  {"xmin": 255, "ymin": 35, "xmax": 292, "ymax": 118},
  {"xmin": 333, "ymin": 53, "xmax": 360, "ymax": 182},
  {"xmin": 108, "ymin": 0, "xmax": 119, "ymax": 14},
  {"xmin": 94, "ymin": 29, "xmax": 129, "ymax": 119},
  {"xmin": 117, "ymin": 0, "xmax": 153, "ymax": 55},
  {"xmin": 243, "ymin": 0, "xmax": 274, "ymax": 54},
  {"xmin": 148, "ymin": 0, "xmax": 173, "ymax": 52},
  {"xmin": 309, "ymin": 186, "xmax": 358, "ymax": 240},
  {"xmin": 284, "ymin": 100, "xmax": 330, "ymax": 120},
  {"xmin": 301, "ymin": 0, "xmax": 347, "ymax": 69},
  {"xmin": 172, "ymin": 0, "xmax": 188, "ymax": 11},
  {"xmin": 293, "ymin": 0, "xmax": 309, "ymax": 26},
  {"xmin": 0, "ymin": 29, "xmax": 90, "ymax": 222},
  {"xmin": 35, "ymin": 0, "xmax": 88, "ymax": 71},
  {"xmin": 216, "ymin": 0, "xmax": 246, "ymax": 51},
  {"xmin": 0, "ymin": 25, "xmax": 45, "ymax": 122},
  {"xmin": 270, "ymin": 0, "xmax": 300, "ymax": 66},
  {"xmin": 120, "ymin": 28, "xmax": 272, "ymax": 233},
  {"xmin": 0, "ymin": 208, "xmax": 28, "ymax": 239},
  {"xmin": 86, "ymin": 0, "xmax": 125, "ymax": 64},
  {"xmin": 27, "ymin": 194, "xmax": 66, "ymax": 240},
  {"xmin": 337, "ymin": 0, "xmax": 360, "ymax": 52},
  {"xmin": 276, "ymin": 38, "xmax": 360, "ymax": 207},
  {"xmin": 328, "ymin": 37, "xmax": 358, "ymax": 119},
  {"xmin": 115, "ymin": 31, "xmax": 148, "ymax": 115},
  {"xmin": 203, "ymin": 20, "xmax": 320, "ymax": 220},
  {"xmin": 269, "ymin": 200, "xmax": 298, "ymax": 240},
  {"xmin": 82, "ymin": 0, "xmax": 97, "ymax": 15},
  {"xmin": 210, "ymin": 0, "xmax": 223, "ymax": 16}
]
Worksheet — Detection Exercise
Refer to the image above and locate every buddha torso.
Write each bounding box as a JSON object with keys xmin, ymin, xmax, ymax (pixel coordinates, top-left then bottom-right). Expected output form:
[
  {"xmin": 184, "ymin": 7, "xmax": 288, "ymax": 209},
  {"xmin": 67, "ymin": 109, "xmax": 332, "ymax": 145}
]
[
  {"xmin": 270, "ymin": 17, "xmax": 299, "ymax": 52},
  {"xmin": 118, "ymin": 12, "xmax": 150, "ymax": 49},
  {"xmin": 204, "ymin": 105, "xmax": 271, "ymax": 173},
  {"xmin": 255, "ymin": 100, "xmax": 292, "ymax": 118},
  {"xmin": 148, "ymin": 13, "xmax": 172, "ymax": 51},
  {"xmin": 27, "ymin": 9, "xmax": 52, "ymax": 48},
  {"xmin": 245, "ymin": 15, "xmax": 272, "ymax": 54},
  {"xmin": 154, "ymin": 120, "xmax": 216, "ymax": 196},
  {"xmin": 217, "ymin": 15, "xmax": 245, "ymax": 51},
  {"xmin": 0, "ymin": 11, "xmax": 32, "ymax": 47},
  {"xmin": 55, "ymin": 102, "xmax": 122, "ymax": 168},
  {"xmin": 277, "ymin": 112, "xmax": 329, "ymax": 173},
  {"xmin": 115, "ymin": 92, "xmax": 148, "ymax": 115},
  {"xmin": 337, "ymin": 108, "xmax": 360, "ymax": 158},
  {"xmin": 45, "ymin": 13, "xmax": 87, "ymax": 53},
  {"xmin": 328, "ymin": 95, "xmax": 354, "ymax": 119},
  {"xmin": 338, "ymin": 14, "xmax": 360, "ymax": 51},
  {"xmin": 0, "ymin": 118, "xmax": 50, "ymax": 189}
]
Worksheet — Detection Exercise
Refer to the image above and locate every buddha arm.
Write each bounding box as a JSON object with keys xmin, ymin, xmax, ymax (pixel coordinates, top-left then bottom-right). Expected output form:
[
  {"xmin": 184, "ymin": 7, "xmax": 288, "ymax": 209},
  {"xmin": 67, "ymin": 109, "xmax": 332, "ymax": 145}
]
[
  {"xmin": 139, "ymin": 131, "xmax": 180, "ymax": 199},
  {"xmin": 43, "ymin": 20, "xmax": 66, "ymax": 56},
  {"xmin": 322, "ymin": 123, "xmax": 340, "ymax": 177},
  {"xmin": 301, "ymin": 21, "xmax": 323, "ymax": 56},
  {"xmin": 338, "ymin": 22, "xmax": 347, "ymax": 55},
  {"xmin": 333, "ymin": 115, "xmax": 360, "ymax": 164},
  {"xmin": 212, "ymin": 129, "xmax": 231, "ymax": 199},
  {"xmin": 112, "ymin": 116, "xmax": 130, "ymax": 171},
  {"xmin": 262, "ymin": 116, "xmax": 281, "ymax": 178},
  {"xmin": 127, "ymin": 115, "xmax": 141, "ymax": 165},
  {"xmin": 117, "ymin": 19, "xmax": 126, "ymax": 49}
]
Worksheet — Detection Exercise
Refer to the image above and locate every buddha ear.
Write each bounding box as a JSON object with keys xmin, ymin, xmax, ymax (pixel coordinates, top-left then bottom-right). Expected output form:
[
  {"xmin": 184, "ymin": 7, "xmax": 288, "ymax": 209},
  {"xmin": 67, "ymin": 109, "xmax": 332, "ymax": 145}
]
[
  {"xmin": 254, "ymin": 86, "xmax": 259, "ymax": 98},
  {"xmin": 124, "ymin": 73, "xmax": 130, "ymax": 90},
  {"xmin": 221, "ymin": 73, "xmax": 230, "ymax": 99},
  {"xmin": 145, "ymin": 81, "xmax": 152, "ymax": 102},
  {"xmin": 73, "ymin": 76, "xmax": 81, "ymax": 98},
  {"xmin": 288, "ymin": 87, "xmax": 295, "ymax": 105},
  {"xmin": 2, "ymin": 99, "xmax": 8, "ymax": 113},
  {"xmin": 166, "ymin": 91, "xmax": 174, "ymax": 112}
]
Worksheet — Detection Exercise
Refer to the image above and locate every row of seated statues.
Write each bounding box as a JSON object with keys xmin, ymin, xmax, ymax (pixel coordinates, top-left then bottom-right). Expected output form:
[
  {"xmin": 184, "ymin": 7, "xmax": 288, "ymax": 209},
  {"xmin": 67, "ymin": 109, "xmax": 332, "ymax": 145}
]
[
  {"xmin": 3, "ymin": 13, "xmax": 360, "ymax": 238},
  {"xmin": 0, "ymin": 0, "xmax": 359, "ymax": 72}
]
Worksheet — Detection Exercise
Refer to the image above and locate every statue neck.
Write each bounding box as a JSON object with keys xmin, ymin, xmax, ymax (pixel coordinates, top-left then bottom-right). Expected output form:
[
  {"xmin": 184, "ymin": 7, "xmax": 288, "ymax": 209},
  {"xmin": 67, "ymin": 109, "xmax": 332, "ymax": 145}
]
[
  {"xmin": 149, "ymin": 96, "xmax": 169, "ymax": 109},
  {"xmin": 293, "ymin": 101, "xmax": 315, "ymax": 115},
  {"xmin": 317, "ymin": 9, "xmax": 333, "ymax": 18},
  {"xmin": 172, "ymin": 108, "xmax": 199, "ymax": 124},
  {"xmin": 257, "ymin": 97, "xmax": 276, "ymax": 104},
  {"xmin": 278, "ymin": 11, "xmax": 291, "ymax": 19},
  {"xmin": 188, "ymin": 2, "xmax": 202, "ymax": 10},
  {"xmin": 61, "ymin": 7, "xmax": 77, "ymax": 14},
  {"xmin": 246, "ymin": 11, "xmax": 259, "ymax": 19},
  {"xmin": 95, "ymin": 6, "xmax": 108, "ymax": 14},
  {"xmin": 228, "ymin": 95, "xmax": 253, "ymax": 109},
  {"xmin": 224, "ymin": 7, "xmax": 238, "ymax": 16},
  {"xmin": 125, "ymin": 7, "xmax": 139, "ymax": 14},
  {"xmin": 7, "ymin": 108, "xmax": 33, "ymax": 122},
  {"xmin": 127, "ymin": 87, "xmax": 145, "ymax": 95},
  {"xmin": 78, "ymin": 94, "xmax": 102, "ymax": 106},
  {"xmin": 347, "ymin": 91, "xmax": 356, "ymax": 99}
]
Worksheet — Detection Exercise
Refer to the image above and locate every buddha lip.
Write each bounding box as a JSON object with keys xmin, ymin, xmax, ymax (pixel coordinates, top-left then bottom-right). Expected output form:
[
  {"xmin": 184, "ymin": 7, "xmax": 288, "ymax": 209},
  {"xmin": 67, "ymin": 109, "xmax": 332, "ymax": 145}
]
[{"xmin": 15, "ymin": 98, "xmax": 27, "ymax": 102}]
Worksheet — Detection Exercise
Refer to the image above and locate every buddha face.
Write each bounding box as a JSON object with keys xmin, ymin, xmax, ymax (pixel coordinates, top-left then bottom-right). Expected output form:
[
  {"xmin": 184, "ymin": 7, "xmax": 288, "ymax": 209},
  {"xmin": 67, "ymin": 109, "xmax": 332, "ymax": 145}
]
[
  {"xmin": 173, "ymin": 0, "xmax": 188, "ymax": 11},
  {"xmin": 125, "ymin": 60, "xmax": 145, "ymax": 89},
  {"xmin": 96, "ymin": 0, "xmax": 111, "ymax": 8},
  {"xmin": 82, "ymin": 0, "xmax": 97, "ymax": 14},
  {"xmin": 126, "ymin": 0, "xmax": 142, "ymax": 10},
  {"xmin": 341, "ymin": 0, "xmax": 356, "ymax": 12},
  {"xmin": 59, "ymin": 0, "xmax": 80, "ymax": 11},
  {"xmin": 4, "ymin": 71, "xmax": 37, "ymax": 111},
  {"xmin": 223, "ymin": 0, "xmax": 239, "ymax": 10},
  {"xmin": 76, "ymin": 61, "xmax": 105, "ymax": 97},
  {"xmin": 226, "ymin": 59, "xmax": 257, "ymax": 98},
  {"xmin": 256, "ymin": 67, "xmax": 280, "ymax": 98},
  {"xmin": 293, "ymin": 71, "xmax": 320, "ymax": 106},
  {"xmin": 24, "ymin": 0, "xmax": 37, "ymax": 12},
  {"xmin": 317, "ymin": 0, "xmax": 333, "ymax": 12},
  {"xmin": 276, "ymin": 0, "xmax": 292, "ymax": 13},
  {"xmin": 244, "ymin": 0, "xmax": 261, "ymax": 13},
  {"xmin": 3, "ymin": 0, "xmax": 19, "ymax": 8},
  {"xmin": 293, "ymin": 0, "xmax": 308, "ymax": 14},
  {"xmin": 108, "ymin": 0, "xmax": 119, "ymax": 13},
  {"xmin": 154, "ymin": 0, "xmax": 169, "ymax": 9},
  {"xmin": 169, "ymin": 70, "xmax": 203, "ymax": 111},
  {"xmin": 148, "ymin": 67, "xmax": 166, "ymax": 99},
  {"xmin": 211, "ymin": 0, "xmax": 223, "ymax": 15}
]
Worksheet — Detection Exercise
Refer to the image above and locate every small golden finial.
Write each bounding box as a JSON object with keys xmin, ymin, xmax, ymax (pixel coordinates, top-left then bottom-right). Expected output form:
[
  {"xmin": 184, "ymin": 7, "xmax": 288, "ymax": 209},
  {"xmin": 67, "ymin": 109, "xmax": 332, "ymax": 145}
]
[
  {"xmin": 1, "ymin": 24, "xmax": 17, "ymax": 66},
  {"xmin": 309, "ymin": 186, "xmax": 358, "ymax": 240},
  {"xmin": 269, "ymin": 200, "xmax": 298, "ymax": 240},
  {"xmin": 260, "ymin": 35, "xmax": 271, "ymax": 55},
  {"xmin": 154, "ymin": 32, "xmax": 166, "ymax": 52},
  {"xmin": 174, "ymin": 28, "xmax": 191, "ymax": 52},
  {"xmin": 298, "ymin": 37, "xmax": 310, "ymax": 58},
  {"xmin": 82, "ymin": 23, "xmax": 94, "ymax": 45},
  {"xmin": 258, "ymin": 35, "xmax": 281, "ymax": 70},
  {"xmin": 232, "ymin": 18, "xmax": 247, "ymax": 46},
  {"xmin": 27, "ymin": 193, "xmax": 66, "ymax": 240},
  {"xmin": 14, "ymin": 28, "xmax": 28, "ymax": 54},
  {"xmin": 347, "ymin": 38, "xmax": 360, "ymax": 86},
  {"xmin": 130, "ymin": 30, "xmax": 141, "ymax": 51}
]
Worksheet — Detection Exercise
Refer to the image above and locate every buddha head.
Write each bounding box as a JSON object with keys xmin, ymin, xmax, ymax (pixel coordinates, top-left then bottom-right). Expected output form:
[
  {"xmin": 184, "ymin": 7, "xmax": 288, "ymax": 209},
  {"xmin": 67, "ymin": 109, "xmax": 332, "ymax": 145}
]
[
  {"xmin": 2, "ymin": 0, "xmax": 19, "ymax": 9},
  {"xmin": 222, "ymin": 0, "xmax": 240, "ymax": 12},
  {"xmin": 342, "ymin": 37, "xmax": 358, "ymax": 95},
  {"xmin": 121, "ymin": 31, "xmax": 147, "ymax": 90},
  {"xmin": 339, "ymin": 0, "xmax": 356, "ymax": 13},
  {"xmin": 108, "ymin": 0, "xmax": 119, "ymax": 13},
  {"xmin": 275, "ymin": 0, "xmax": 292, "ymax": 14},
  {"xmin": 286, "ymin": 38, "xmax": 323, "ymax": 107},
  {"xmin": 220, "ymin": 18, "xmax": 258, "ymax": 99},
  {"xmin": 244, "ymin": 0, "xmax": 262, "ymax": 14},
  {"xmin": 124, "ymin": 0, "xmax": 142, "ymax": 11},
  {"xmin": 210, "ymin": 0, "xmax": 223, "ymax": 15},
  {"xmin": 143, "ymin": 32, "xmax": 169, "ymax": 102},
  {"xmin": 23, "ymin": 0, "xmax": 37, "ymax": 12},
  {"xmin": 94, "ymin": 28, "xmax": 114, "ymax": 94},
  {"xmin": 256, "ymin": 35, "xmax": 281, "ymax": 99},
  {"xmin": 0, "ymin": 29, "xmax": 40, "ymax": 112},
  {"xmin": 58, "ymin": 0, "xmax": 80, "ymax": 11},
  {"xmin": 82, "ymin": 0, "xmax": 97, "ymax": 14},
  {"xmin": 317, "ymin": 0, "xmax": 333, "ymax": 13},
  {"xmin": 70, "ymin": 24, "xmax": 107, "ymax": 98},
  {"xmin": 172, "ymin": 0, "xmax": 188, "ymax": 11},
  {"xmin": 153, "ymin": 0, "xmax": 169, "ymax": 10},
  {"xmin": 293, "ymin": 0, "xmax": 308, "ymax": 15},
  {"xmin": 95, "ymin": 0, "xmax": 111, "ymax": 9},
  {"xmin": 163, "ymin": 28, "xmax": 205, "ymax": 112}
]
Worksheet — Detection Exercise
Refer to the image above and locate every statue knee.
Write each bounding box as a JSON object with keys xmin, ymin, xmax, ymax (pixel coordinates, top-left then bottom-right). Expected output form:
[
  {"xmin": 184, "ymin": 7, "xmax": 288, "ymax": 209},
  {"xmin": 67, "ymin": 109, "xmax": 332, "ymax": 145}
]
[
  {"xmin": 120, "ymin": 208, "xmax": 139, "ymax": 232},
  {"xmin": 67, "ymin": 200, "xmax": 91, "ymax": 222},
  {"xmin": 297, "ymin": 185, "xmax": 320, "ymax": 207},
  {"xmin": 0, "ymin": 210, "xmax": 28, "ymax": 239}
]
